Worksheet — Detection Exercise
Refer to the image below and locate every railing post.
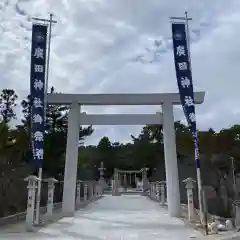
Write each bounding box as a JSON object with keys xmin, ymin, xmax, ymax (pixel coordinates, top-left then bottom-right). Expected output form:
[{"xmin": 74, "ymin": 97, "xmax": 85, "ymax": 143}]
[
  {"xmin": 87, "ymin": 182, "xmax": 89, "ymax": 200},
  {"xmin": 24, "ymin": 175, "xmax": 40, "ymax": 231},
  {"xmin": 151, "ymin": 183, "xmax": 154, "ymax": 198},
  {"xmin": 76, "ymin": 180, "xmax": 82, "ymax": 206},
  {"xmin": 155, "ymin": 183, "xmax": 158, "ymax": 199},
  {"xmin": 159, "ymin": 181, "xmax": 166, "ymax": 205},
  {"xmin": 150, "ymin": 183, "xmax": 153, "ymax": 198},
  {"xmin": 155, "ymin": 183, "xmax": 157, "ymax": 199},
  {"xmin": 156, "ymin": 182, "xmax": 160, "ymax": 201},
  {"xmin": 98, "ymin": 184, "xmax": 101, "ymax": 196},
  {"xmin": 93, "ymin": 182, "xmax": 96, "ymax": 199},
  {"xmin": 183, "ymin": 177, "xmax": 196, "ymax": 222},
  {"xmin": 97, "ymin": 183, "xmax": 99, "ymax": 197},
  {"xmin": 153, "ymin": 183, "xmax": 156, "ymax": 199},
  {"xmin": 91, "ymin": 182, "xmax": 94, "ymax": 200},
  {"xmin": 84, "ymin": 183, "xmax": 88, "ymax": 202},
  {"xmin": 90, "ymin": 182, "xmax": 94, "ymax": 200},
  {"xmin": 100, "ymin": 183, "xmax": 103, "ymax": 196},
  {"xmin": 95, "ymin": 184, "xmax": 98, "ymax": 197},
  {"xmin": 94, "ymin": 183, "xmax": 97, "ymax": 198},
  {"xmin": 234, "ymin": 201, "xmax": 240, "ymax": 229},
  {"xmin": 45, "ymin": 178, "xmax": 58, "ymax": 217}
]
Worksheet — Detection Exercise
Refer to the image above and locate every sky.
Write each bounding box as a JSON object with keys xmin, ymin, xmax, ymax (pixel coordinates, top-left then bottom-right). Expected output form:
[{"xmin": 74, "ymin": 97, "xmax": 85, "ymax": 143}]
[{"xmin": 0, "ymin": 0, "xmax": 240, "ymax": 145}]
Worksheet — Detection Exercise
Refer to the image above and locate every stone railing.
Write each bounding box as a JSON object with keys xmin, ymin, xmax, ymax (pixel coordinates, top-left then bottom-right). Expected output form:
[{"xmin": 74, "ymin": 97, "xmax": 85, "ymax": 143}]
[
  {"xmin": 0, "ymin": 201, "xmax": 62, "ymax": 227},
  {"xmin": 148, "ymin": 181, "xmax": 166, "ymax": 205},
  {"xmin": 75, "ymin": 180, "xmax": 103, "ymax": 209},
  {"xmin": 0, "ymin": 178, "xmax": 103, "ymax": 231}
]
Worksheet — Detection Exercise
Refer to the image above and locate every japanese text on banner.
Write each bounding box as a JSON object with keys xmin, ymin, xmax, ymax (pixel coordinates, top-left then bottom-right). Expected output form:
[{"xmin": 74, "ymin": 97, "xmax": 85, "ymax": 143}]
[
  {"xmin": 30, "ymin": 24, "xmax": 47, "ymax": 168},
  {"xmin": 171, "ymin": 23, "xmax": 200, "ymax": 167}
]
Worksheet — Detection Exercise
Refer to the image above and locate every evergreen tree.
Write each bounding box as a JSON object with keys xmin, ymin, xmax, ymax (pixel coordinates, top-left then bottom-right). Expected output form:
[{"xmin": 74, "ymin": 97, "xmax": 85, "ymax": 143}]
[{"xmin": 0, "ymin": 89, "xmax": 18, "ymax": 123}]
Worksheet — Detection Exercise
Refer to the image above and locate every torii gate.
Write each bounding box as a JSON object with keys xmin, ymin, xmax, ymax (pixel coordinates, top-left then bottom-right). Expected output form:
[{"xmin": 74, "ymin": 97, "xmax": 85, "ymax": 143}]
[{"xmin": 47, "ymin": 92, "xmax": 205, "ymax": 217}]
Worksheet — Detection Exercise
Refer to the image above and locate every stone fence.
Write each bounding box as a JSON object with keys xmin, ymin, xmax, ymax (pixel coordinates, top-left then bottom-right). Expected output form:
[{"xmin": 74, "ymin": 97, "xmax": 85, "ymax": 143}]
[
  {"xmin": 0, "ymin": 202, "xmax": 62, "ymax": 227},
  {"xmin": 0, "ymin": 178, "xmax": 103, "ymax": 231},
  {"xmin": 148, "ymin": 181, "xmax": 166, "ymax": 205}
]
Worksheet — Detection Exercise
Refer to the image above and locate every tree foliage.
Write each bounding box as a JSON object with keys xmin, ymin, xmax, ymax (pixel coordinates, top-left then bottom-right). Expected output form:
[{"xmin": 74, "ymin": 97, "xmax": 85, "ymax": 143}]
[
  {"xmin": 0, "ymin": 87, "xmax": 93, "ymax": 216},
  {"xmin": 0, "ymin": 89, "xmax": 18, "ymax": 123}
]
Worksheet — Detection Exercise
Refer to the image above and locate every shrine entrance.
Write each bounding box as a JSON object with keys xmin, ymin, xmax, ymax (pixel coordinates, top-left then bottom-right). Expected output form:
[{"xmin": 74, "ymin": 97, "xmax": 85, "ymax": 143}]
[
  {"xmin": 47, "ymin": 92, "xmax": 205, "ymax": 217},
  {"xmin": 115, "ymin": 169, "xmax": 143, "ymax": 191},
  {"xmin": 113, "ymin": 167, "xmax": 149, "ymax": 194}
]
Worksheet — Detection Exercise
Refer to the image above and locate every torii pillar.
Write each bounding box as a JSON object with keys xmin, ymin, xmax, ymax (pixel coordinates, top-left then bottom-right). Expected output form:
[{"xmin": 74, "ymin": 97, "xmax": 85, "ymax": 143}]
[
  {"xmin": 162, "ymin": 102, "xmax": 181, "ymax": 217},
  {"xmin": 62, "ymin": 102, "xmax": 80, "ymax": 216}
]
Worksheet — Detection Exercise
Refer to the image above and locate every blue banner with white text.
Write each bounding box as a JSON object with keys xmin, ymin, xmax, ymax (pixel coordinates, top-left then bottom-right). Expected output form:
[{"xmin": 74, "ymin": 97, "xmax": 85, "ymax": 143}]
[
  {"xmin": 30, "ymin": 24, "xmax": 47, "ymax": 168},
  {"xmin": 171, "ymin": 23, "xmax": 200, "ymax": 168}
]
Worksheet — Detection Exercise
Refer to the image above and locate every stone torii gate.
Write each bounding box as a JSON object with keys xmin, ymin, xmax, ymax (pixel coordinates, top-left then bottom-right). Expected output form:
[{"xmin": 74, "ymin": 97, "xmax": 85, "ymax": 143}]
[
  {"xmin": 114, "ymin": 167, "xmax": 149, "ymax": 192},
  {"xmin": 47, "ymin": 92, "xmax": 205, "ymax": 217}
]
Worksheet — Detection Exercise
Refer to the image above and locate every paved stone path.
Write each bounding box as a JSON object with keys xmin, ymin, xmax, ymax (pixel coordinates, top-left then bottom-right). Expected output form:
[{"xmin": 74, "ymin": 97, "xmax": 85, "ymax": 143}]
[{"xmin": 0, "ymin": 195, "xmax": 207, "ymax": 239}]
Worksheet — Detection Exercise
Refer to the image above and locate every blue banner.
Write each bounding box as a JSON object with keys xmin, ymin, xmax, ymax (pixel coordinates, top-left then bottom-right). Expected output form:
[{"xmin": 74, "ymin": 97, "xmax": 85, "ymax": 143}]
[
  {"xmin": 171, "ymin": 23, "xmax": 200, "ymax": 168},
  {"xmin": 30, "ymin": 24, "xmax": 47, "ymax": 168}
]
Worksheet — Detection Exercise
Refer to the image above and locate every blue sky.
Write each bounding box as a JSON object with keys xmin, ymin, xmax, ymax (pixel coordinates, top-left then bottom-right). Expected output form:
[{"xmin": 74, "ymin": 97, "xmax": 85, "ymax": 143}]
[{"xmin": 1, "ymin": 0, "xmax": 240, "ymax": 145}]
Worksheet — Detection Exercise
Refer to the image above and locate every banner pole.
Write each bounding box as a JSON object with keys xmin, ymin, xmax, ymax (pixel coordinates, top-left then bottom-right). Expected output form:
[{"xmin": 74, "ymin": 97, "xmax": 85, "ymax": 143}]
[
  {"xmin": 35, "ymin": 167, "xmax": 42, "ymax": 224},
  {"xmin": 184, "ymin": 11, "xmax": 192, "ymax": 70},
  {"xmin": 45, "ymin": 13, "xmax": 53, "ymax": 95},
  {"xmin": 170, "ymin": 12, "xmax": 204, "ymax": 224},
  {"xmin": 184, "ymin": 10, "xmax": 204, "ymax": 224},
  {"xmin": 30, "ymin": 23, "xmax": 48, "ymax": 226},
  {"xmin": 33, "ymin": 13, "xmax": 56, "ymax": 225}
]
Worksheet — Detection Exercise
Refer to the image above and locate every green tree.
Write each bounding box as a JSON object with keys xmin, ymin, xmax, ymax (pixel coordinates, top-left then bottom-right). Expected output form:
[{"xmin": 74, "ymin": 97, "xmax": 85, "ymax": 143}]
[
  {"xmin": 130, "ymin": 126, "xmax": 163, "ymax": 169},
  {"xmin": 0, "ymin": 122, "xmax": 30, "ymax": 216},
  {"xmin": 97, "ymin": 137, "xmax": 112, "ymax": 161},
  {"xmin": 21, "ymin": 95, "xmax": 31, "ymax": 128},
  {"xmin": 0, "ymin": 89, "xmax": 18, "ymax": 123},
  {"xmin": 198, "ymin": 129, "xmax": 215, "ymax": 158}
]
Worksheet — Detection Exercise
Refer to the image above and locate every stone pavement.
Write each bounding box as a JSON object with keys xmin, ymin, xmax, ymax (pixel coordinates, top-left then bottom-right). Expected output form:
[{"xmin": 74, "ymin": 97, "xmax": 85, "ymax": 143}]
[{"xmin": 0, "ymin": 195, "xmax": 206, "ymax": 239}]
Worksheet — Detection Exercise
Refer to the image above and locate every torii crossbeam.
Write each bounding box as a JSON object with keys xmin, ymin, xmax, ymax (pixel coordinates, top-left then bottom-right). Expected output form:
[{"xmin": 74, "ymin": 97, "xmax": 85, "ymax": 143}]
[{"xmin": 80, "ymin": 112, "xmax": 162, "ymax": 125}]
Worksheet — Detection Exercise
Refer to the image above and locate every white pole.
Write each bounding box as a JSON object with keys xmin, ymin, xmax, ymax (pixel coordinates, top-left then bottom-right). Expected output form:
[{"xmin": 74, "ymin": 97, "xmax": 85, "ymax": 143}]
[
  {"xmin": 45, "ymin": 13, "xmax": 53, "ymax": 95},
  {"xmin": 184, "ymin": 10, "xmax": 204, "ymax": 223},
  {"xmin": 162, "ymin": 102, "xmax": 181, "ymax": 217},
  {"xmin": 35, "ymin": 168, "xmax": 42, "ymax": 224},
  {"xmin": 184, "ymin": 11, "xmax": 192, "ymax": 71},
  {"xmin": 231, "ymin": 157, "xmax": 238, "ymax": 226},
  {"xmin": 35, "ymin": 13, "xmax": 55, "ymax": 225},
  {"xmin": 231, "ymin": 157, "xmax": 237, "ymax": 200}
]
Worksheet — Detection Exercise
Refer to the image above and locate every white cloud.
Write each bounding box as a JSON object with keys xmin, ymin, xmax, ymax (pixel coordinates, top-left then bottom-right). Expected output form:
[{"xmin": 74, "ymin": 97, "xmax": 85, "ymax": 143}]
[{"xmin": 0, "ymin": 0, "xmax": 240, "ymax": 144}]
